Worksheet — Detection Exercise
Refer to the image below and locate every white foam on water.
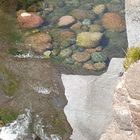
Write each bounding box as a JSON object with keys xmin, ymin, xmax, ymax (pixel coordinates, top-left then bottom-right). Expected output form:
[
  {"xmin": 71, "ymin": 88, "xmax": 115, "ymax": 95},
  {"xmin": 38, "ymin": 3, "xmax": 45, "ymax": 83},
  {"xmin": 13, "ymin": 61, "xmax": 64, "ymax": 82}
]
[
  {"xmin": 0, "ymin": 109, "xmax": 31, "ymax": 140},
  {"xmin": 15, "ymin": 51, "xmax": 43, "ymax": 59},
  {"xmin": 32, "ymin": 86, "xmax": 51, "ymax": 95},
  {"xmin": 34, "ymin": 115, "xmax": 62, "ymax": 140}
]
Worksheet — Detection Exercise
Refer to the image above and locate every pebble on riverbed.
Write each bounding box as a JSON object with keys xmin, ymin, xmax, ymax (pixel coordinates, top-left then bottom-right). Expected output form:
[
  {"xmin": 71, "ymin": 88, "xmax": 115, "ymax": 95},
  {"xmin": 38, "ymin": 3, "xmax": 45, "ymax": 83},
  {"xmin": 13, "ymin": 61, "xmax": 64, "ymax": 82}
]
[
  {"xmin": 25, "ymin": 32, "xmax": 52, "ymax": 54},
  {"xmin": 17, "ymin": 12, "xmax": 44, "ymax": 28},
  {"xmin": 58, "ymin": 15, "xmax": 76, "ymax": 27},
  {"xmin": 76, "ymin": 32, "xmax": 103, "ymax": 48},
  {"xmin": 102, "ymin": 12, "xmax": 125, "ymax": 32}
]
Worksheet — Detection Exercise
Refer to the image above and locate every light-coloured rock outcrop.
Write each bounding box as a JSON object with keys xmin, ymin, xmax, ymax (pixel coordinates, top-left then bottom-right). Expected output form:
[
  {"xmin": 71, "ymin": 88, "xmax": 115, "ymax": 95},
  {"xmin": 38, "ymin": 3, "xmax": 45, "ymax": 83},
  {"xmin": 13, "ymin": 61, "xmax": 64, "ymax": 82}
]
[
  {"xmin": 62, "ymin": 58, "xmax": 124, "ymax": 140},
  {"xmin": 100, "ymin": 61, "xmax": 140, "ymax": 140},
  {"xmin": 125, "ymin": 0, "xmax": 140, "ymax": 47}
]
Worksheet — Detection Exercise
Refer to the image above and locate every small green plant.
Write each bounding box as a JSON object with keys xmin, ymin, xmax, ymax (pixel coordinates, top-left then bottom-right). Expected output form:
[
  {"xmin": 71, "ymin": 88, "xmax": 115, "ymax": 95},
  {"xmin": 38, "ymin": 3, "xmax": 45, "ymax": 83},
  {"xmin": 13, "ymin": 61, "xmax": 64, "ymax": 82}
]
[
  {"xmin": 9, "ymin": 31, "xmax": 22, "ymax": 44},
  {"xmin": 0, "ymin": 65, "xmax": 19, "ymax": 97},
  {"xmin": 0, "ymin": 108, "xmax": 18, "ymax": 125},
  {"xmin": 123, "ymin": 47, "xmax": 140, "ymax": 70}
]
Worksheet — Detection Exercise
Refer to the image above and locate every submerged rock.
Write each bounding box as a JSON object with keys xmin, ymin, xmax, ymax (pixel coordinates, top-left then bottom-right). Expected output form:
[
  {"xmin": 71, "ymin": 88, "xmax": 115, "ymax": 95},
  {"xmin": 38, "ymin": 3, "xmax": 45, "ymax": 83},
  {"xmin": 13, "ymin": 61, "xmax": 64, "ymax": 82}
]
[
  {"xmin": 91, "ymin": 52, "xmax": 107, "ymax": 63},
  {"xmin": 70, "ymin": 9, "xmax": 95, "ymax": 21},
  {"xmin": 70, "ymin": 22, "xmax": 82, "ymax": 31},
  {"xmin": 72, "ymin": 51, "xmax": 90, "ymax": 63},
  {"xmin": 59, "ymin": 48, "xmax": 73, "ymax": 58},
  {"xmin": 58, "ymin": 15, "xmax": 75, "ymax": 27},
  {"xmin": 89, "ymin": 24, "xmax": 104, "ymax": 32},
  {"xmin": 94, "ymin": 62, "xmax": 106, "ymax": 71},
  {"xmin": 83, "ymin": 62, "xmax": 95, "ymax": 70},
  {"xmin": 102, "ymin": 12, "xmax": 125, "ymax": 32},
  {"xmin": 76, "ymin": 32, "xmax": 103, "ymax": 48},
  {"xmin": 93, "ymin": 4, "xmax": 106, "ymax": 15},
  {"xmin": 17, "ymin": 12, "xmax": 44, "ymax": 28},
  {"xmin": 25, "ymin": 32, "xmax": 52, "ymax": 54}
]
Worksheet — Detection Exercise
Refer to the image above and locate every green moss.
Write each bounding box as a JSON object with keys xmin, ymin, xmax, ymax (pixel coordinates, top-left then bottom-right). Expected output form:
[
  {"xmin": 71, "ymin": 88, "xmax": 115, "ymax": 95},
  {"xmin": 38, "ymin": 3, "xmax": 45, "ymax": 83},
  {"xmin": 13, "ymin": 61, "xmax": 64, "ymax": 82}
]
[
  {"xmin": 123, "ymin": 47, "xmax": 140, "ymax": 70},
  {"xmin": 0, "ymin": 66, "xmax": 19, "ymax": 97},
  {"xmin": 48, "ymin": 112, "xmax": 67, "ymax": 136},
  {"xmin": 9, "ymin": 31, "xmax": 22, "ymax": 44},
  {"xmin": 0, "ymin": 108, "xmax": 18, "ymax": 125}
]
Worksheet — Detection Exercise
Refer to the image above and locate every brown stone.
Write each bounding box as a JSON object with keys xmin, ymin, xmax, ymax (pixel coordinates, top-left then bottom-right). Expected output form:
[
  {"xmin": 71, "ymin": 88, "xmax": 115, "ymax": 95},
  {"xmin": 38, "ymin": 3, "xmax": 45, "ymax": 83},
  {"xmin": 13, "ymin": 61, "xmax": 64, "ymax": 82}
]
[
  {"xmin": 85, "ymin": 46, "xmax": 102, "ymax": 54},
  {"xmin": 102, "ymin": 12, "xmax": 125, "ymax": 32},
  {"xmin": 58, "ymin": 15, "xmax": 75, "ymax": 27},
  {"xmin": 72, "ymin": 52, "xmax": 90, "ymax": 63},
  {"xmin": 83, "ymin": 63, "xmax": 95, "ymax": 70},
  {"xmin": 70, "ymin": 22, "xmax": 82, "ymax": 31},
  {"xmin": 17, "ymin": 12, "xmax": 44, "ymax": 29},
  {"xmin": 25, "ymin": 32, "xmax": 52, "ymax": 53},
  {"xmin": 59, "ymin": 30, "xmax": 75, "ymax": 40},
  {"xmin": 71, "ymin": 9, "xmax": 95, "ymax": 20}
]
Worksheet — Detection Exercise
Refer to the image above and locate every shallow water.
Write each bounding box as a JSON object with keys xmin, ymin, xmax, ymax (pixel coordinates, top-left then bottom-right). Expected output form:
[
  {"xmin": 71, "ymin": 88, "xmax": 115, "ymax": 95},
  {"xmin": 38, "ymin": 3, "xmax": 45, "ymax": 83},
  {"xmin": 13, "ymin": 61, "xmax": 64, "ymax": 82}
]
[
  {"xmin": 0, "ymin": 0, "xmax": 128, "ymax": 140},
  {"xmin": 0, "ymin": 0, "xmax": 127, "ymax": 74}
]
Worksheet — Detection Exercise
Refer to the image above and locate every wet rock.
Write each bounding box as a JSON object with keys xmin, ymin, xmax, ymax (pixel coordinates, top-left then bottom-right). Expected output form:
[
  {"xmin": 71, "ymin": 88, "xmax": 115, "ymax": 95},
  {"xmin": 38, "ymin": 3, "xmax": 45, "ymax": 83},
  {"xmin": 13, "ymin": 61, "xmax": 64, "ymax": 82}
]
[
  {"xmin": 17, "ymin": 12, "xmax": 44, "ymax": 29},
  {"xmin": 107, "ymin": 1, "xmax": 124, "ymax": 13},
  {"xmin": 58, "ymin": 15, "xmax": 76, "ymax": 27},
  {"xmin": 59, "ymin": 30, "xmax": 75, "ymax": 41},
  {"xmin": 70, "ymin": 22, "xmax": 82, "ymax": 31},
  {"xmin": 82, "ymin": 3, "xmax": 93, "ymax": 10},
  {"xmin": 94, "ymin": 62, "xmax": 106, "ymax": 71},
  {"xmin": 70, "ymin": 9, "xmax": 95, "ymax": 21},
  {"xmin": 58, "ymin": 1, "xmax": 65, "ymax": 8},
  {"xmin": 83, "ymin": 61, "xmax": 106, "ymax": 71},
  {"xmin": 72, "ymin": 51, "xmax": 90, "ymax": 63},
  {"xmin": 102, "ymin": 12, "xmax": 125, "ymax": 32},
  {"xmin": 82, "ymin": 19, "xmax": 91, "ymax": 25},
  {"xmin": 76, "ymin": 32, "xmax": 103, "ymax": 48},
  {"xmin": 59, "ymin": 30, "xmax": 75, "ymax": 47},
  {"xmin": 59, "ymin": 48, "xmax": 73, "ymax": 58},
  {"xmin": 93, "ymin": 4, "xmax": 106, "ymax": 15},
  {"xmin": 83, "ymin": 62, "xmax": 95, "ymax": 70},
  {"xmin": 81, "ymin": 25, "xmax": 89, "ymax": 32},
  {"xmin": 91, "ymin": 52, "xmax": 107, "ymax": 63},
  {"xmin": 85, "ymin": 46, "xmax": 102, "ymax": 54},
  {"xmin": 65, "ymin": 57, "xmax": 74, "ymax": 65},
  {"xmin": 25, "ymin": 32, "xmax": 52, "ymax": 54},
  {"xmin": 89, "ymin": 24, "xmax": 104, "ymax": 32},
  {"xmin": 43, "ymin": 51, "xmax": 51, "ymax": 58},
  {"xmin": 65, "ymin": 0, "xmax": 80, "ymax": 8},
  {"xmin": 85, "ymin": 48, "xmax": 97, "ymax": 54}
]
